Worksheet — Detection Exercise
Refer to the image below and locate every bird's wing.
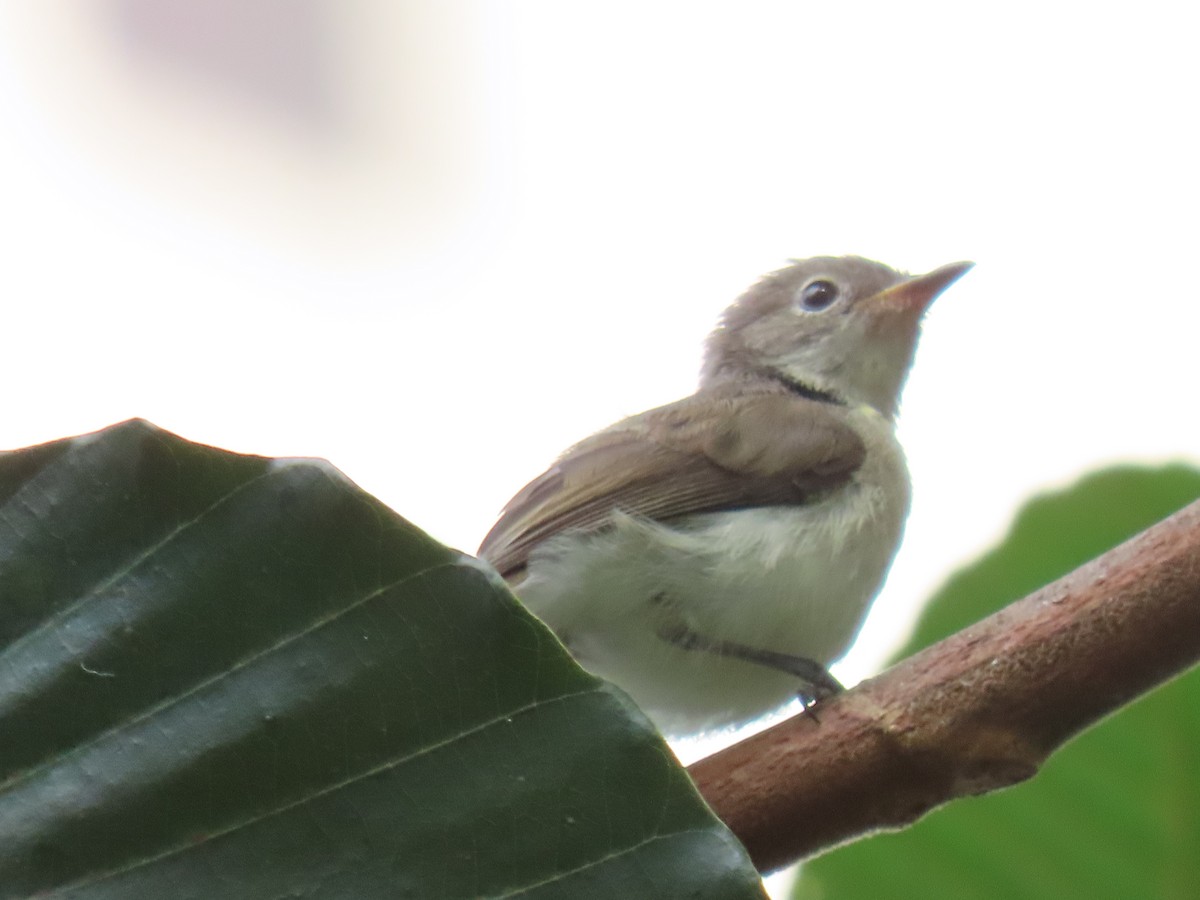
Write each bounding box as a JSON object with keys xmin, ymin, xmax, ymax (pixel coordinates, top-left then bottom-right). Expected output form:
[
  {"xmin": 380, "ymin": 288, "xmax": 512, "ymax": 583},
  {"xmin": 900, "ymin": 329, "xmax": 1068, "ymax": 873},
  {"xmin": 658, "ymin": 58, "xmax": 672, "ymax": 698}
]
[{"xmin": 478, "ymin": 383, "xmax": 866, "ymax": 579}]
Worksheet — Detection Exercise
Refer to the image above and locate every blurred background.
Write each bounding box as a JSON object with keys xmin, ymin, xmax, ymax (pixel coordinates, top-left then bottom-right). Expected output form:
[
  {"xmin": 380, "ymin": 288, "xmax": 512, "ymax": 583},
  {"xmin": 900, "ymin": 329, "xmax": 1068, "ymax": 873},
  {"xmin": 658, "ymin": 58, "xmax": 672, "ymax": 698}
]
[{"xmin": 1, "ymin": 5, "xmax": 1197, "ymax": 889}]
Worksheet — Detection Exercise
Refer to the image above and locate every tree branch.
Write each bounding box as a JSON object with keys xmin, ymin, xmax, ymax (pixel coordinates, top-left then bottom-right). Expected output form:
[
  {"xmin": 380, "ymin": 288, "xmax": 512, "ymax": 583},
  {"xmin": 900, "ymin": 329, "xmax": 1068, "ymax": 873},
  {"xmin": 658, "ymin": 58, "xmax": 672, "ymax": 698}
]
[{"xmin": 687, "ymin": 496, "xmax": 1200, "ymax": 873}]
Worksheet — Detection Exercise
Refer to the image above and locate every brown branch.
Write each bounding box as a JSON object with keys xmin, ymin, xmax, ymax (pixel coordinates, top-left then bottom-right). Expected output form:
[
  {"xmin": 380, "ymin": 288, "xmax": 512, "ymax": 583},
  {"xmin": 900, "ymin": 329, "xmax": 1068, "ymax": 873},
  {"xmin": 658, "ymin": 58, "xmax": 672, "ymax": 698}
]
[{"xmin": 688, "ymin": 496, "xmax": 1200, "ymax": 873}]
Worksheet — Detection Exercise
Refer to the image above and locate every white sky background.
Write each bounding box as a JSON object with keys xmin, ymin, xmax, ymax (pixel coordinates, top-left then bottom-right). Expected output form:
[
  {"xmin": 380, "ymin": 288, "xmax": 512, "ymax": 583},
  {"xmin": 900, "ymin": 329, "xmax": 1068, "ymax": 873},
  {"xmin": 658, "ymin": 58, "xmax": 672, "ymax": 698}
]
[{"xmin": 1, "ymin": 4, "xmax": 1198, "ymax": 881}]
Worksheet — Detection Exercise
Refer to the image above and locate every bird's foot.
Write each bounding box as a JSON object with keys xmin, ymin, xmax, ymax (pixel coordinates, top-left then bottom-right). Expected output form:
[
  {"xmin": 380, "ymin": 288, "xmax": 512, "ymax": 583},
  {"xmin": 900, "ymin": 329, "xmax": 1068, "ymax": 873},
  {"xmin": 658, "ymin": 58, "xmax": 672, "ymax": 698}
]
[{"xmin": 655, "ymin": 620, "xmax": 843, "ymax": 716}]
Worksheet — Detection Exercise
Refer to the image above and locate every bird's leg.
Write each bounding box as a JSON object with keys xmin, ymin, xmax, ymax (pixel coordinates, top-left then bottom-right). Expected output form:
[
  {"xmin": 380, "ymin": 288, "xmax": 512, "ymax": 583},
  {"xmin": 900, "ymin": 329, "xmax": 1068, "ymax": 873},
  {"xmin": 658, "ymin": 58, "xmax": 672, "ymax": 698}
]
[{"xmin": 655, "ymin": 620, "xmax": 844, "ymax": 710}]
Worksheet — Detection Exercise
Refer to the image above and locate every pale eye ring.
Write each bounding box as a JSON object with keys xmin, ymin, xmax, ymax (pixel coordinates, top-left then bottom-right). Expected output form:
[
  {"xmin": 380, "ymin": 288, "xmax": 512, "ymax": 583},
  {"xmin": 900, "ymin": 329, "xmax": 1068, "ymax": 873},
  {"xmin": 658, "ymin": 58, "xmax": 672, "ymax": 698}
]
[{"xmin": 798, "ymin": 279, "xmax": 840, "ymax": 311}]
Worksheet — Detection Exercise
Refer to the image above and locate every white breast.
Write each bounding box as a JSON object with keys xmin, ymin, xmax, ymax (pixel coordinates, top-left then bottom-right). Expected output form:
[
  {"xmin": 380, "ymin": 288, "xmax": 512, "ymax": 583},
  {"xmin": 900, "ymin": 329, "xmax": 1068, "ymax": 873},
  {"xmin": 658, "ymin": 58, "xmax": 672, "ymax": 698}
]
[{"xmin": 515, "ymin": 406, "xmax": 910, "ymax": 735}]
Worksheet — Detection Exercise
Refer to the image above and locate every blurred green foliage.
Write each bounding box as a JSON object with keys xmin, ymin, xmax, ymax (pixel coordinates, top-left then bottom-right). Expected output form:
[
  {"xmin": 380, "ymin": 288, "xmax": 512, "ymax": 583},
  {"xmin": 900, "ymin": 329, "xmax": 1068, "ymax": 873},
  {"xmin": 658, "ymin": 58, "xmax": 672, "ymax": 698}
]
[{"xmin": 793, "ymin": 464, "xmax": 1200, "ymax": 900}]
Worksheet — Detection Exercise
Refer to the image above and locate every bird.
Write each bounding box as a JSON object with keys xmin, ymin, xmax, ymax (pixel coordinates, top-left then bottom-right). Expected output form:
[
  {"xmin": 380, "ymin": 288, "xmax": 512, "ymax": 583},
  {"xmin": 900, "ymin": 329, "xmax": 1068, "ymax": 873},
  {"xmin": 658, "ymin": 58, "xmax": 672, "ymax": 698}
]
[{"xmin": 479, "ymin": 256, "xmax": 972, "ymax": 735}]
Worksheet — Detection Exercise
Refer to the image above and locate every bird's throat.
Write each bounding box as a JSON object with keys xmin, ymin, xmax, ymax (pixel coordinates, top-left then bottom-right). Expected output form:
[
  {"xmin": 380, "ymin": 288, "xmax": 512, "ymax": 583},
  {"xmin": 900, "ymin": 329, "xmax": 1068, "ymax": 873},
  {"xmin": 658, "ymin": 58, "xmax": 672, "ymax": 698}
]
[{"xmin": 765, "ymin": 370, "xmax": 844, "ymax": 406}]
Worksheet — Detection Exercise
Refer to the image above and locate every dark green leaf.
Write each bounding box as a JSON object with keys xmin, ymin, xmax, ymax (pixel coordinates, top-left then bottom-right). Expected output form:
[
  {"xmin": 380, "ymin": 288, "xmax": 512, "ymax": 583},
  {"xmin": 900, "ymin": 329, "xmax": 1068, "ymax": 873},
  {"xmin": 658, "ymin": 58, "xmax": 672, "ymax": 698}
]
[{"xmin": 0, "ymin": 420, "xmax": 761, "ymax": 900}]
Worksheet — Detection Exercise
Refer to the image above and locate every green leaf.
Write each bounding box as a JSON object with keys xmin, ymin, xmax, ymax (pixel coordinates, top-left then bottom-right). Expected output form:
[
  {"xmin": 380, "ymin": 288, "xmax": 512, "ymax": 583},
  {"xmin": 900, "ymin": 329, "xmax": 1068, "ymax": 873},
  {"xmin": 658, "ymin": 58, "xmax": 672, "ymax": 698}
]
[
  {"xmin": 0, "ymin": 420, "xmax": 762, "ymax": 900},
  {"xmin": 794, "ymin": 465, "xmax": 1200, "ymax": 900}
]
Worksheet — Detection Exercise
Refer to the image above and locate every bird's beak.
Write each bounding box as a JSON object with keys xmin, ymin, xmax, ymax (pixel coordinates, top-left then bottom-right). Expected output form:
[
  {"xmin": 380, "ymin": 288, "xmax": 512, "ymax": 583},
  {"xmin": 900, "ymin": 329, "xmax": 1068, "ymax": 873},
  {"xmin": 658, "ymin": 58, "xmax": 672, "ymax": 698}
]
[{"xmin": 868, "ymin": 261, "xmax": 974, "ymax": 318}]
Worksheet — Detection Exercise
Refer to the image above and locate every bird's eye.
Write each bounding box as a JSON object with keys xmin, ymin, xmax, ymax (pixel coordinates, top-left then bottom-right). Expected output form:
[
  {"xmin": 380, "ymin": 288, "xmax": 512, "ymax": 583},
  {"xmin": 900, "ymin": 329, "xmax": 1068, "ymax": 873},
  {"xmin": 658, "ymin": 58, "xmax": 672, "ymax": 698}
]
[{"xmin": 798, "ymin": 279, "xmax": 840, "ymax": 311}]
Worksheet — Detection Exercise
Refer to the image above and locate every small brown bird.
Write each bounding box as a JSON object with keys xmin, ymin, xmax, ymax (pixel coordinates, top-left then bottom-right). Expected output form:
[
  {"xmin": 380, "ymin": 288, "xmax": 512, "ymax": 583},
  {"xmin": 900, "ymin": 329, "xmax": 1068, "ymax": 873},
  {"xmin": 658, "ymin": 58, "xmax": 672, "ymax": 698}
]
[{"xmin": 480, "ymin": 256, "xmax": 972, "ymax": 735}]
